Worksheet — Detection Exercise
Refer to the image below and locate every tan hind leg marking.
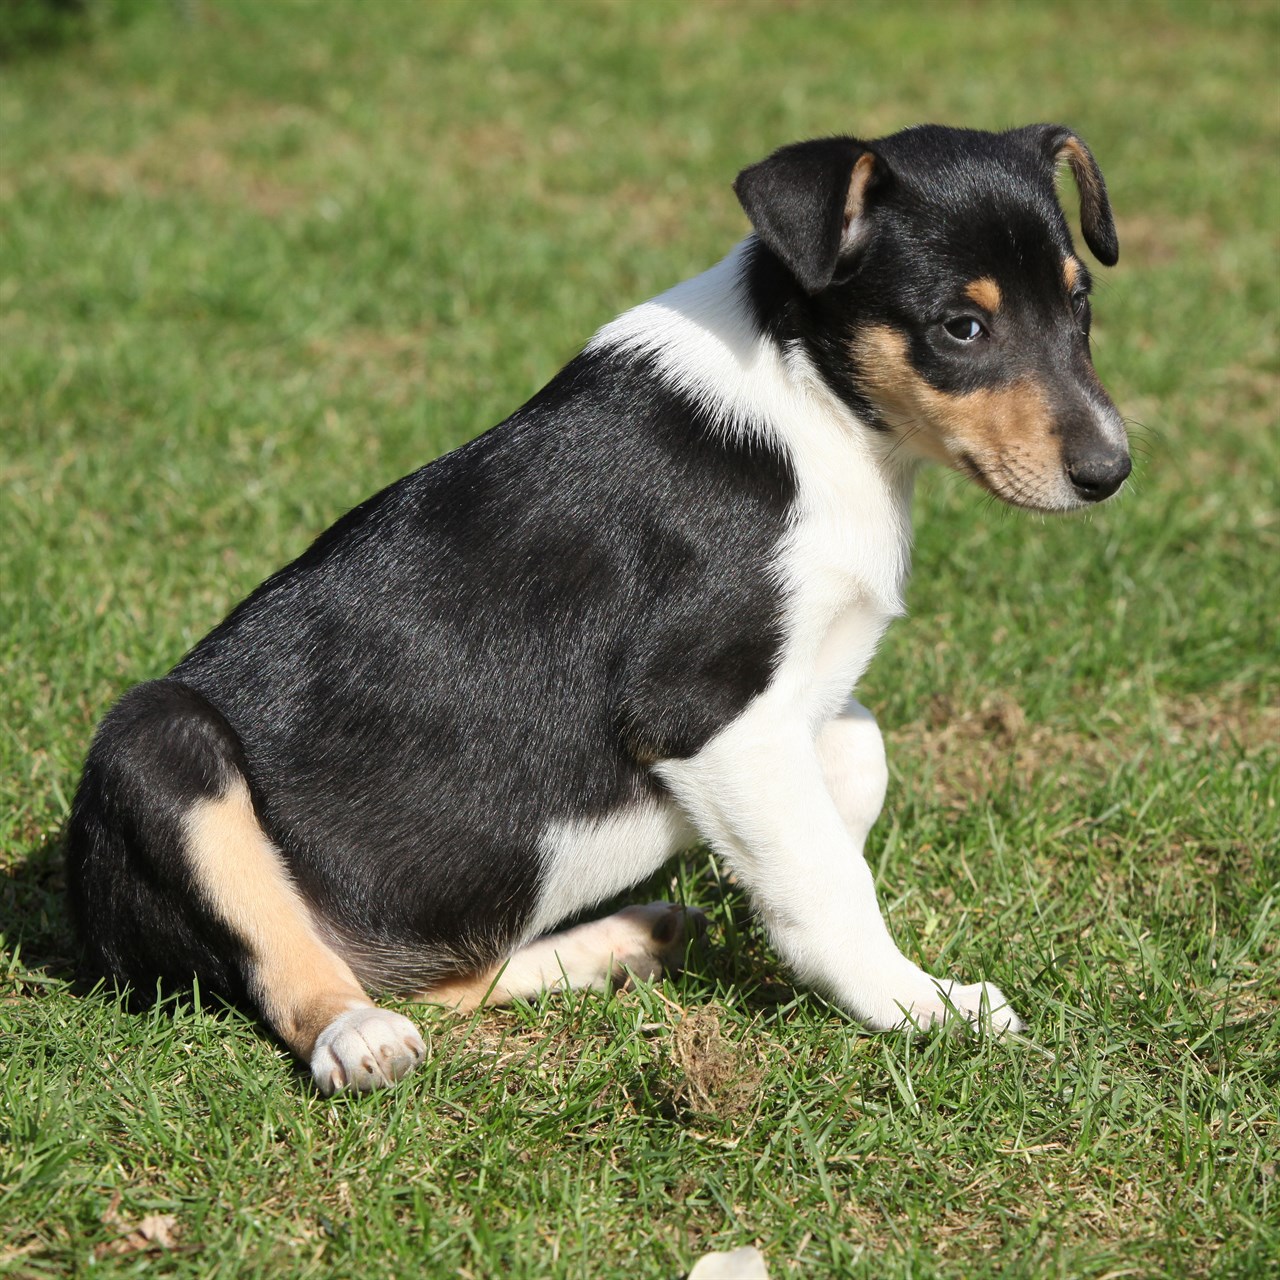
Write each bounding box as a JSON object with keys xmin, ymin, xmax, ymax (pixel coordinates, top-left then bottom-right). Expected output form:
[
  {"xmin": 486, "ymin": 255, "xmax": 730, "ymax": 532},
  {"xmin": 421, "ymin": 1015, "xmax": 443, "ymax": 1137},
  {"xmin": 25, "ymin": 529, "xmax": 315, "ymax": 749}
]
[
  {"xmin": 184, "ymin": 779, "xmax": 425, "ymax": 1093},
  {"xmin": 418, "ymin": 901, "xmax": 704, "ymax": 1012}
]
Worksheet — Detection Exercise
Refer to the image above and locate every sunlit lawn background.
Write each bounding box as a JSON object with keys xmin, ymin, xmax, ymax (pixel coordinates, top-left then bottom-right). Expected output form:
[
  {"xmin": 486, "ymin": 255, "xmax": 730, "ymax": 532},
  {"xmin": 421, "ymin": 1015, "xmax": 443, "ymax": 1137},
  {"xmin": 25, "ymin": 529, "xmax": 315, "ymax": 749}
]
[{"xmin": 1, "ymin": 1, "xmax": 1276, "ymax": 1276}]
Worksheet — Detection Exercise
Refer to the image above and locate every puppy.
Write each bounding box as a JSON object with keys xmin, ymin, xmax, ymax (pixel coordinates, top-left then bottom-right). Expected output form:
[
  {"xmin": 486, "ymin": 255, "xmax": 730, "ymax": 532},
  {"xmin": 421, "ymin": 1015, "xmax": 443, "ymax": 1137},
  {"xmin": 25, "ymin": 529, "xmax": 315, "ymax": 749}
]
[{"xmin": 67, "ymin": 124, "xmax": 1128, "ymax": 1093}]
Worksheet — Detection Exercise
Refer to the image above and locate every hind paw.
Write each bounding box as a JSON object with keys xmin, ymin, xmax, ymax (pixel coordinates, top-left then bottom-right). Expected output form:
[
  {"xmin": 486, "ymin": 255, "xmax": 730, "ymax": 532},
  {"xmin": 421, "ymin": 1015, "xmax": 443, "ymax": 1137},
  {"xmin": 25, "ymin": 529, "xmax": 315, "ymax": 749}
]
[
  {"xmin": 607, "ymin": 901, "xmax": 707, "ymax": 983},
  {"xmin": 310, "ymin": 1006, "xmax": 426, "ymax": 1095}
]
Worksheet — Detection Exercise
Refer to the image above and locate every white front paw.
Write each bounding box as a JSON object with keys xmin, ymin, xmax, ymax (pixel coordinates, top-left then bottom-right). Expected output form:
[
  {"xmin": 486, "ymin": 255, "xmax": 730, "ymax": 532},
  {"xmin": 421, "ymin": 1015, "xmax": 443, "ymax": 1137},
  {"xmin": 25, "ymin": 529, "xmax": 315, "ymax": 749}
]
[
  {"xmin": 938, "ymin": 981, "xmax": 1025, "ymax": 1032},
  {"xmin": 895, "ymin": 980, "xmax": 1025, "ymax": 1034},
  {"xmin": 310, "ymin": 1006, "xmax": 426, "ymax": 1095}
]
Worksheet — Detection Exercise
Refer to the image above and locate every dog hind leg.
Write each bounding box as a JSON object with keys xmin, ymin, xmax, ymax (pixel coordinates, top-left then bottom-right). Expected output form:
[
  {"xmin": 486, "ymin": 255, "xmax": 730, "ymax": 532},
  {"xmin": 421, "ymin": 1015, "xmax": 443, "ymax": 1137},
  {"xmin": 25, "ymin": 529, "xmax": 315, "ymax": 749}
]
[
  {"xmin": 67, "ymin": 680, "xmax": 425, "ymax": 1095},
  {"xmin": 183, "ymin": 778, "xmax": 426, "ymax": 1094},
  {"xmin": 417, "ymin": 901, "xmax": 704, "ymax": 1012}
]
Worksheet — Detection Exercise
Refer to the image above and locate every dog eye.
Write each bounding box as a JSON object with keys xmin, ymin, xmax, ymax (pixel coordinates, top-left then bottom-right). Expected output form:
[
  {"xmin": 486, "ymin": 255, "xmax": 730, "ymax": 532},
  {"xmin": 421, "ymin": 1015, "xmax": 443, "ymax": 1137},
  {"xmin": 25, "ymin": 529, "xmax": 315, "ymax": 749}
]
[
  {"xmin": 1071, "ymin": 291, "xmax": 1092, "ymax": 333},
  {"xmin": 943, "ymin": 316, "xmax": 985, "ymax": 342}
]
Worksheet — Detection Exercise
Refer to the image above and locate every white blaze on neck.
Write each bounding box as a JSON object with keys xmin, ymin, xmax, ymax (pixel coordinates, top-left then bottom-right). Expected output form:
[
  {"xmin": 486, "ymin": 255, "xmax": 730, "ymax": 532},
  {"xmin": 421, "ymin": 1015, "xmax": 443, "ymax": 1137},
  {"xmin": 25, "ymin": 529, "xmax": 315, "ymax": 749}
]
[{"xmin": 592, "ymin": 238, "xmax": 920, "ymax": 723}]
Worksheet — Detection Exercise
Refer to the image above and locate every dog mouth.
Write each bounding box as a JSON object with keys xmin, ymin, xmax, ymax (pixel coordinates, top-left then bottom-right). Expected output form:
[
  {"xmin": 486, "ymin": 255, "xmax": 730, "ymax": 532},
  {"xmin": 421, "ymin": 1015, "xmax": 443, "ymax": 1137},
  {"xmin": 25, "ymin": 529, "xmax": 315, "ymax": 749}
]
[{"xmin": 955, "ymin": 451, "xmax": 1085, "ymax": 514}]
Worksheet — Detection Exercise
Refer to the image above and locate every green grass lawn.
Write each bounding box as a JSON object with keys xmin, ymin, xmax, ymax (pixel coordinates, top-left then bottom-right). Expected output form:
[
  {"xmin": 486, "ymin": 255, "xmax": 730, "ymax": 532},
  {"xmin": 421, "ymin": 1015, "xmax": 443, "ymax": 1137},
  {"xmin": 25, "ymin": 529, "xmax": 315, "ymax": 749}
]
[{"xmin": 1, "ymin": 1, "xmax": 1277, "ymax": 1276}]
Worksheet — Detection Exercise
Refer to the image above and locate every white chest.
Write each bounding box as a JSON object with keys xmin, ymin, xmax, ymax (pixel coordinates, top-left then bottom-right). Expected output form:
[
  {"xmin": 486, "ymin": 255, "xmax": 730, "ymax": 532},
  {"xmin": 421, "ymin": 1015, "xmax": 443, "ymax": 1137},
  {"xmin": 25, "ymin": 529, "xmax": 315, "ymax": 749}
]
[{"xmin": 767, "ymin": 429, "xmax": 917, "ymax": 727}]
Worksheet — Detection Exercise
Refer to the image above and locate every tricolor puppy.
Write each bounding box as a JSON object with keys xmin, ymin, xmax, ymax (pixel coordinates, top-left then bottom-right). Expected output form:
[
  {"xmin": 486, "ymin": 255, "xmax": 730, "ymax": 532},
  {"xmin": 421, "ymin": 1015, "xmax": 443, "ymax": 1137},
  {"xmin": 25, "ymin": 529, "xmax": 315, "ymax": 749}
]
[{"xmin": 68, "ymin": 124, "xmax": 1129, "ymax": 1094}]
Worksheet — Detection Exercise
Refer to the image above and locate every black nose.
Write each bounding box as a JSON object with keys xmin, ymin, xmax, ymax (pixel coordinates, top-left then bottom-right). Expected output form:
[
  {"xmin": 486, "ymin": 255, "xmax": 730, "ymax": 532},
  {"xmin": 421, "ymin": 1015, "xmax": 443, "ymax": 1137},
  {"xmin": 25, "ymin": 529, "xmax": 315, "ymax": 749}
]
[{"xmin": 1067, "ymin": 451, "xmax": 1131, "ymax": 502}]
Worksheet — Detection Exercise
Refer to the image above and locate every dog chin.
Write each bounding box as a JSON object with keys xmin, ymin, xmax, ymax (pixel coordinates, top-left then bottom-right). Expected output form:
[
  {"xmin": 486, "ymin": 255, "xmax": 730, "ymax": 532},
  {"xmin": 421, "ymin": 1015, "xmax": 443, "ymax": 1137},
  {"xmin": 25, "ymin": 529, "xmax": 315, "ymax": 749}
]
[{"xmin": 954, "ymin": 453, "xmax": 1087, "ymax": 514}]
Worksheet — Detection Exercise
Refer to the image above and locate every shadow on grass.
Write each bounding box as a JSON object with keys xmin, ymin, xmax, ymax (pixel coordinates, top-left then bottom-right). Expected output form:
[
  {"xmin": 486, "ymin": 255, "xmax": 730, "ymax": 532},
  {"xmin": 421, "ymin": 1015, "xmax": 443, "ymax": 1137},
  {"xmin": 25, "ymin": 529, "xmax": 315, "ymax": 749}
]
[
  {"xmin": 0, "ymin": 828, "xmax": 80, "ymax": 990},
  {"xmin": 1, "ymin": 830, "xmax": 299, "ymax": 1089},
  {"xmin": 1, "ymin": 829, "xmax": 807, "ymax": 1104}
]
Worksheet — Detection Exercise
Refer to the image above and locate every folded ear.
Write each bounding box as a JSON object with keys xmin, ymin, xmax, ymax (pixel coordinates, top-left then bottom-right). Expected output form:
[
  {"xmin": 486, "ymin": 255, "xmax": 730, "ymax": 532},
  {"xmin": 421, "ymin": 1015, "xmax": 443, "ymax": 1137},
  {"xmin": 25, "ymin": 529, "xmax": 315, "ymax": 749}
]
[
  {"xmin": 733, "ymin": 138, "xmax": 882, "ymax": 295},
  {"xmin": 1022, "ymin": 124, "xmax": 1119, "ymax": 266}
]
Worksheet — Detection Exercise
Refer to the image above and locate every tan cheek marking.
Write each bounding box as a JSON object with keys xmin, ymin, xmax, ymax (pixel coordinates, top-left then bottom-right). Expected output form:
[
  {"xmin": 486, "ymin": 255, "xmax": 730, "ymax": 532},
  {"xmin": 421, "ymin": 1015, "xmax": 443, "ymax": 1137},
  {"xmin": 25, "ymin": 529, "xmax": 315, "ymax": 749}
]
[
  {"xmin": 185, "ymin": 780, "xmax": 371, "ymax": 1056},
  {"xmin": 854, "ymin": 324, "xmax": 1058, "ymax": 471},
  {"xmin": 854, "ymin": 326, "xmax": 952, "ymax": 464},
  {"xmin": 1064, "ymin": 256, "xmax": 1081, "ymax": 291},
  {"xmin": 956, "ymin": 381, "xmax": 1061, "ymax": 477},
  {"xmin": 964, "ymin": 277, "xmax": 1002, "ymax": 313}
]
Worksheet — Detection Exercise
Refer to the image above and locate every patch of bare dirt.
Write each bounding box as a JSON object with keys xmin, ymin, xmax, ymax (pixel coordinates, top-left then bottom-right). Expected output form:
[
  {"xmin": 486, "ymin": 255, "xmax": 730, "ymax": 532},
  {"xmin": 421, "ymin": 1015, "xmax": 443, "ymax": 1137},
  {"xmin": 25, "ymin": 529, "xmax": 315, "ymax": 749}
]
[
  {"xmin": 53, "ymin": 106, "xmax": 359, "ymax": 217},
  {"xmin": 1114, "ymin": 211, "xmax": 1218, "ymax": 267},
  {"xmin": 665, "ymin": 1004, "xmax": 766, "ymax": 1120},
  {"xmin": 890, "ymin": 692, "xmax": 1113, "ymax": 811},
  {"xmin": 1157, "ymin": 695, "xmax": 1280, "ymax": 752},
  {"xmin": 303, "ymin": 327, "xmax": 434, "ymax": 394},
  {"xmin": 888, "ymin": 691, "xmax": 1278, "ymax": 812},
  {"xmin": 94, "ymin": 1194, "xmax": 179, "ymax": 1260}
]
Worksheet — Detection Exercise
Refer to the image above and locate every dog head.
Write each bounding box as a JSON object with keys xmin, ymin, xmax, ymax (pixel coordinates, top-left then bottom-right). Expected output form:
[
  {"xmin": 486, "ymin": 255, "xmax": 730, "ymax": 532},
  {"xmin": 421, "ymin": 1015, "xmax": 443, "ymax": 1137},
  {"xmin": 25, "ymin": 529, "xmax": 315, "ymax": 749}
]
[{"xmin": 735, "ymin": 124, "xmax": 1130, "ymax": 512}]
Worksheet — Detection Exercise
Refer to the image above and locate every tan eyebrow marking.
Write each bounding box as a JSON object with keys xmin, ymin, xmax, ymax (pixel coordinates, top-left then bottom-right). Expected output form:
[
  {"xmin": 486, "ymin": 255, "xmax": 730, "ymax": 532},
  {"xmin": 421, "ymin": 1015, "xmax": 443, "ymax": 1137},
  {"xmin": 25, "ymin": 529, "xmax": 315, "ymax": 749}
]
[
  {"xmin": 964, "ymin": 277, "xmax": 1002, "ymax": 313},
  {"xmin": 1063, "ymin": 257, "xmax": 1081, "ymax": 291}
]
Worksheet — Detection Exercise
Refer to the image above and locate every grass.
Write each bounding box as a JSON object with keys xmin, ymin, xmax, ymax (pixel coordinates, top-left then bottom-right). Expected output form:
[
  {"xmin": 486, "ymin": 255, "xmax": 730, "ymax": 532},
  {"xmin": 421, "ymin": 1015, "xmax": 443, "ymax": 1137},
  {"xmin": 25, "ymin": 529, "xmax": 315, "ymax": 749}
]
[{"xmin": 1, "ymin": 0, "xmax": 1277, "ymax": 1275}]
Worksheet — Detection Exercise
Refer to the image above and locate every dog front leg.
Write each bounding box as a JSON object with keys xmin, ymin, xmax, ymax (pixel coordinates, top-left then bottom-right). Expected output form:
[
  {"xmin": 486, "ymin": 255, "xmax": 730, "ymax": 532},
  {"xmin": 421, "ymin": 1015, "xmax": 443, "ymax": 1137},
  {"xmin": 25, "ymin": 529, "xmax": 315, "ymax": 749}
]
[{"xmin": 658, "ymin": 709, "xmax": 1023, "ymax": 1032}]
